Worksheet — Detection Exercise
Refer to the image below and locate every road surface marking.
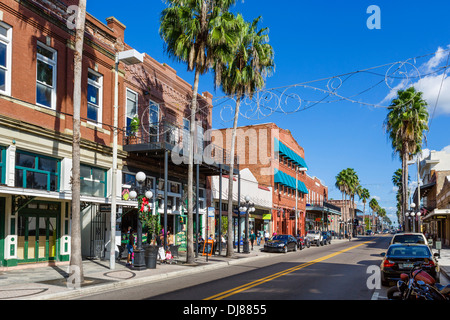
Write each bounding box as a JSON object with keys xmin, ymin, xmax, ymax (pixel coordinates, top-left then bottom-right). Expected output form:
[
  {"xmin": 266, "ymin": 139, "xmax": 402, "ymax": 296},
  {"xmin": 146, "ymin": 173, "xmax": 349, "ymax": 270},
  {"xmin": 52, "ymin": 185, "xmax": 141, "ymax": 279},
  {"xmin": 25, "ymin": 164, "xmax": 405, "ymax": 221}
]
[{"xmin": 204, "ymin": 241, "xmax": 372, "ymax": 300}]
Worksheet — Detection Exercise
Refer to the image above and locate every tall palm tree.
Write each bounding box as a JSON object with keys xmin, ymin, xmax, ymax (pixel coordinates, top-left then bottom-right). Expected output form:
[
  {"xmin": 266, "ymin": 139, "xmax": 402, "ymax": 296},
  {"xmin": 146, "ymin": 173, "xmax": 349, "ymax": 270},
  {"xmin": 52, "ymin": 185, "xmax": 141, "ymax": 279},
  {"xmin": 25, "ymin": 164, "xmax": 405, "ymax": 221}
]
[
  {"xmin": 160, "ymin": 0, "xmax": 238, "ymax": 263},
  {"xmin": 392, "ymin": 168, "xmax": 409, "ymax": 228},
  {"xmin": 369, "ymin": 198, "xmax": 379, "ymax": 233},
  {"xmin": 335, "ymin": 169, "xmax": 349, "ymax": 234},
  {"xmin": 357, "ymin": 187, "xmax": 370, "ymax": 232},
  {"xmin": 346, "ymin": 168, "xmax": 359, "ymax": 236},
  {"xmin": 70, "ymin": 0, "xmax": 87, "ymax": 285},
  {"xmin": 384, "ymin": 87, "xmax": 429, "ymax": 231},
  {"xmin": 214, "ymin": 15, "xmax": 274, "ymax": 256}
]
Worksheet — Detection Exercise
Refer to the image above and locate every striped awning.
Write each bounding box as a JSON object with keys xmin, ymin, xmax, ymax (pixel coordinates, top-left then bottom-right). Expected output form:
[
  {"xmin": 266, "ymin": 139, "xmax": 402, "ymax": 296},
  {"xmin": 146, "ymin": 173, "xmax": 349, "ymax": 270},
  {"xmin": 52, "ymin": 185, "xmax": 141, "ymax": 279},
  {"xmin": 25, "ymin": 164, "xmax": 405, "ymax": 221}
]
[
  {"xmin": 274, "ymin": 138, "xmax": 308, "ymax": 169},
  {"xmin": 274, "ymin": 169, "xmax": 309, "ymax": 194}
]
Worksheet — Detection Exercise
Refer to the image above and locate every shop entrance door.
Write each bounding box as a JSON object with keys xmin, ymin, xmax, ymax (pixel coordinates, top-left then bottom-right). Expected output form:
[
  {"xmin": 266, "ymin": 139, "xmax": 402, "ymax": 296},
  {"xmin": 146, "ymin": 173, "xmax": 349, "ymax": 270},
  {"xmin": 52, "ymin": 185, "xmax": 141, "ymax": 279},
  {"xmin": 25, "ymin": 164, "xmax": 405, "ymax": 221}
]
[{"xmin": 17, "ymin": 212, "xmax": 58, "ymax": 263}]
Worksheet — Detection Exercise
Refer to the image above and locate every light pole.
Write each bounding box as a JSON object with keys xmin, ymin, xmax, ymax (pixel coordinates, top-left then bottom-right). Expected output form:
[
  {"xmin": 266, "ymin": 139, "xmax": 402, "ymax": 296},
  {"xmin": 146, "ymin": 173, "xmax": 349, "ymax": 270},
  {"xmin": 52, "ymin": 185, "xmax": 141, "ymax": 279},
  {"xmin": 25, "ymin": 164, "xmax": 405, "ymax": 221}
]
[
  {"xmin": 410, "ymin": 203, "xmax": 416, "ymax": 233},
  {"xmin": 239, "ymin": 196, "xmax": 255, "ymax": 253},
  {"xmin": 129, "ymin": 171, "xmax": 154, "ymax": 271},
  {"xmin": 295, "ymin": 167, "xmax": 307, "ymax": 237},
  {"xmin": 110, "ymin": 49, "xmax": 144, "ymax": 270}
]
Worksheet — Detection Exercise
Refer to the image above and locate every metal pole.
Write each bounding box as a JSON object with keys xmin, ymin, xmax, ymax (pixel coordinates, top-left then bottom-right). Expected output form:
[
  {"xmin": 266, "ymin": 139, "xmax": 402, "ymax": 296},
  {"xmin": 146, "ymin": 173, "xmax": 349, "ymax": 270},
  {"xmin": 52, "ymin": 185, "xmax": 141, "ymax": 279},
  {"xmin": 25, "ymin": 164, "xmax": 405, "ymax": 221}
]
[
  {"xmin": 237, "ymin": 170, "xmax": 241, "ymax": 253},
  {"xmin": 110, "ymin": 54, "xmax": 119, "ymax": 270},
  {"xmin": 164, "ymin": 149, "xmax": 168, "ymax": 249},
  {"xmin": 219, "ymin": 164, "xmax": 222, "ymax": 254},
  {"xmin": 295, "ymin": 167, "xmax": 298, "ymax": 236},
  {"xmin": 195, "ymin": 163, "xmax": 199, "ymax": 258}
]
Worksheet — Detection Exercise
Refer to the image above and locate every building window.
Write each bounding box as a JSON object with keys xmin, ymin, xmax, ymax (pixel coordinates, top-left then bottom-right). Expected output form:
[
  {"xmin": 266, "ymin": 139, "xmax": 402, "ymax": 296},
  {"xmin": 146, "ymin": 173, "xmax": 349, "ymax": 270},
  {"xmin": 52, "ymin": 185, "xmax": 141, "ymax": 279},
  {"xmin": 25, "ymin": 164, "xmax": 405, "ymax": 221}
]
[
  {"xmin": 36, "ymin": 43, "xmax": 57, "ymax": 109},
  {"xmin": 15, "ymin": 151, "xmax": 60, "ymax": 191},
  {"xmin": 0, "ymin": 146, "xmax": 5, "ymax": 184},
  {"xmin": 80, "ymin": 165, "xmax": 106, "ymax": 197},
  {"xmin": 0, "ymin": 22, "xmax": 12, "ymax": 95},
  {"xmin": 125, "ymin": 89, "xmax": 138, "ymax": 134},
  {"xmin": 87, "ymin": 69, "xmax": 103, "ymax": 124}
]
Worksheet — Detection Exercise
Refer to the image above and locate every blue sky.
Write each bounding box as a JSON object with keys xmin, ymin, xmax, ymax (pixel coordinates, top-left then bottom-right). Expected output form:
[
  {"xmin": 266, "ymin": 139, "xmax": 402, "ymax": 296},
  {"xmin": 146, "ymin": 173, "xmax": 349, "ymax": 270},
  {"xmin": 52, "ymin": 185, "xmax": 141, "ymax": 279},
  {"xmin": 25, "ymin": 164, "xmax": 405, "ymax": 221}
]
[{"xmin": 87, "ymin": 1, "xmax": 450, "ymax": 225}]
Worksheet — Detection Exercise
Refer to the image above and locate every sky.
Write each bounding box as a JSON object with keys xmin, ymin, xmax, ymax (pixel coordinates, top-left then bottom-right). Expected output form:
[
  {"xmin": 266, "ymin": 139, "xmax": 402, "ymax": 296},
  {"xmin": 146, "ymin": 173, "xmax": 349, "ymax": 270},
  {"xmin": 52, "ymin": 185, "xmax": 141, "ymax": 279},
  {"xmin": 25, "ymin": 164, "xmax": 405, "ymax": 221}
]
[{"xmin": 87, "ymin": 0, "xmax": 450, "ymax": 226}]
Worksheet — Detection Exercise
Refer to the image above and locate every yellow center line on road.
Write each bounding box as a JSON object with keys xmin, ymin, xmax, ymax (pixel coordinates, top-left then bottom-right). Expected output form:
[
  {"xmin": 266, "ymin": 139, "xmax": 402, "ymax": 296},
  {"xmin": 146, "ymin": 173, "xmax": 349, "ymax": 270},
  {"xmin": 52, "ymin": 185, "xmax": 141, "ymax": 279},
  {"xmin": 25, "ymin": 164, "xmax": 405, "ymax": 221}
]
[{"xmin": 204, "ymin": 241, "xmax": 372, "ymax": 300}]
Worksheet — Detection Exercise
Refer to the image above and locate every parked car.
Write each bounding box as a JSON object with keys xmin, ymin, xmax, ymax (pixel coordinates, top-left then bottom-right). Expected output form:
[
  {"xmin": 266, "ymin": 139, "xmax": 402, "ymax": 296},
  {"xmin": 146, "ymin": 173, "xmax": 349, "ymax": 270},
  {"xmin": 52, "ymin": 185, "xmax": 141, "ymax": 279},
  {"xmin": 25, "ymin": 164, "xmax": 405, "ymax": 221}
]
[
  {"xmin": 390, "ymin": 233, "xmax": 428, "ymax": 246},
  {"xmin": 380, "ymin": 243, "xmax": 440, "ymax": 286},
  {"xmin": 321, "ymin": 231, "xmax": 331, "ymax": 245},
  {"xmin": 264, "ymin": 234, "xmax": 298, "ymax": 253},
  {"xmin": 306, "ymin": 230, "xmax": 323, "ymax": 247}
]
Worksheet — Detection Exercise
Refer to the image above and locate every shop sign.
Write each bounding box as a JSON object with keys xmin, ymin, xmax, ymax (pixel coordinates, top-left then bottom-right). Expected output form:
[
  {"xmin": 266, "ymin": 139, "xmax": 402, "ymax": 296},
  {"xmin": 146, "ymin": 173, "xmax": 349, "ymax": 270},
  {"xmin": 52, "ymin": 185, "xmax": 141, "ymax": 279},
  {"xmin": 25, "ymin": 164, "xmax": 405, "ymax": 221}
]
[{"xmin": 262, "ymin": 214, "xmax": 272, "ymax": 220}]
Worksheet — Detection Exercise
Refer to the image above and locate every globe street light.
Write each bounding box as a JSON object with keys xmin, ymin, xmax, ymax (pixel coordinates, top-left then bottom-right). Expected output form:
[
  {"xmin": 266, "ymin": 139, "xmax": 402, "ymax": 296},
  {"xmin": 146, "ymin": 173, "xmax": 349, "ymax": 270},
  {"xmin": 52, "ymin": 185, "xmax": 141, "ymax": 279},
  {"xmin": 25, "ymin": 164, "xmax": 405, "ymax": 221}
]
[
  {"xmin": 240, "ymin": 196, "xmax": 255, "ymax": 253},
  {"xmin": 129, "ymin": 171, "xmax": 153, "ymax": 270}
]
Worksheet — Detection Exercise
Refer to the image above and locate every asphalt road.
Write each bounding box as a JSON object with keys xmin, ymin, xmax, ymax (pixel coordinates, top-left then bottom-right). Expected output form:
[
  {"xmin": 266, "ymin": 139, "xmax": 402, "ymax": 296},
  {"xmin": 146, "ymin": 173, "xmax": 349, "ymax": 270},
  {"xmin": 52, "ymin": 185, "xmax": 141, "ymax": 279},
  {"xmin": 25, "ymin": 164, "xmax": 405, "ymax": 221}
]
[{"xmin": 77, "ymin": 235, "xmax": 394, "ymax": 301}]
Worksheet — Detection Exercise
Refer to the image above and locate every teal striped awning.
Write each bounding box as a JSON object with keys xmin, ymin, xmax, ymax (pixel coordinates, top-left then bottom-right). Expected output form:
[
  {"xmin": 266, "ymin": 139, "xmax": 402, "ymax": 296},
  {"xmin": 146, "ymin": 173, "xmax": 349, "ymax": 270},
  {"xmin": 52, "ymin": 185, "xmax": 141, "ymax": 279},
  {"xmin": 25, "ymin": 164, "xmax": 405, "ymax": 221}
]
[
  {"xmin": 274, "ymin": 169, "xmax": 309, "ymax": 194},
  {"xmin": 274, "ymin": 138, "xmax": 308, "ymax": 169}
]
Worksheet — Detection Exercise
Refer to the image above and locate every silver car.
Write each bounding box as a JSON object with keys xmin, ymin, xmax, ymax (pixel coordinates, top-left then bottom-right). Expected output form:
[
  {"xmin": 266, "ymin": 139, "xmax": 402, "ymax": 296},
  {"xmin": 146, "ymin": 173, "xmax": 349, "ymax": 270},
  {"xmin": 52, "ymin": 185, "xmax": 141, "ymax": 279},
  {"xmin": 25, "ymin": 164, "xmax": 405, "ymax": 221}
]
[{"xmin": 390, "ymin": 233, "xmax": 428, "ymax": 246}]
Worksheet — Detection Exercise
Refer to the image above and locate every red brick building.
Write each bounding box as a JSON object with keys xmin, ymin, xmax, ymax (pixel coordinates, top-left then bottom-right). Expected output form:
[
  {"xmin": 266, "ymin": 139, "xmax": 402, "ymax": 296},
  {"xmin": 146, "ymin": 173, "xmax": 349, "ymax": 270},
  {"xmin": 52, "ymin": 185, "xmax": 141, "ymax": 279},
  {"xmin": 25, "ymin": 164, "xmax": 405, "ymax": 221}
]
[
  {"xmin": 0, "ymin": 0, "xmax": 126, "ymax": 267},
  {"xmin": 213, "ymin": 123, "xmax": 311, "ymax": 237}
]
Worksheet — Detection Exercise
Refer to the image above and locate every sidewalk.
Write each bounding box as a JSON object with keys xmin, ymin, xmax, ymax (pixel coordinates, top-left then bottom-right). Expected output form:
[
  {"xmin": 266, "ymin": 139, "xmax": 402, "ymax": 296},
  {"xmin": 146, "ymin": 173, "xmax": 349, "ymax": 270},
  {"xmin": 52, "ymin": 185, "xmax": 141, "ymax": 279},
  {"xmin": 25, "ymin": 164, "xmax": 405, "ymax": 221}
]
[{"xmin": 0, "ymin": 237, "xmax": 448, "ymax": 300}]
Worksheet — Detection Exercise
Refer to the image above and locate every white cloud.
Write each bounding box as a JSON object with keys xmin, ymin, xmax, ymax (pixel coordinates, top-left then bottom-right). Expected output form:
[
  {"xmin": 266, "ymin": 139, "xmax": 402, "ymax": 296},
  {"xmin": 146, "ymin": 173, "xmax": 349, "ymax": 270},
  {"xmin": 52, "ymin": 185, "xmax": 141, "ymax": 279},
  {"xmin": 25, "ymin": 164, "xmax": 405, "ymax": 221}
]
[
  {"xmin": 381, "ymin": 45, "xmax": 450, "ymax": 116},
  {"xmin": 424, "ymin": 46, "xmax": 448, "ymax": 72}
]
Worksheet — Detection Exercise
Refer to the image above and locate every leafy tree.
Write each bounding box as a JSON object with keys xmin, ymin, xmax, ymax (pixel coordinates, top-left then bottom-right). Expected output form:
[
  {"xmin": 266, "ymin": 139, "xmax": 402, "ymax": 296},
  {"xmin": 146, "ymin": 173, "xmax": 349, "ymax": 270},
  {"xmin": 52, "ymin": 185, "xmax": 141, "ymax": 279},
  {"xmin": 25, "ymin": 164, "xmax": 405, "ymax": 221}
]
[
  {"xmin": 160, "ymin": 0, "xmax": 239, "ymax": 263},
  {"xmin": 384, "ymin": 87, "xmax": 428, "ymax": 231},
  {"xmin": 214, "ymin": 14, "xmax": 274, "ymax": 256}
]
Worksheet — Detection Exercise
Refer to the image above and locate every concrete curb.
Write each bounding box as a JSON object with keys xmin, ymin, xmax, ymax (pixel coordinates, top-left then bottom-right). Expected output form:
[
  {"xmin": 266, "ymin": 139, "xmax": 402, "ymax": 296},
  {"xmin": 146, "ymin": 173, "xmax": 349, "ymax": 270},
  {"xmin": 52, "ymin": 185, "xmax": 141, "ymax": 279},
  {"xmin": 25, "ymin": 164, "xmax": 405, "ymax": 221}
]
[{"xmin": 28, "ymin": 253, "xmax": 269, "ymax": 300}]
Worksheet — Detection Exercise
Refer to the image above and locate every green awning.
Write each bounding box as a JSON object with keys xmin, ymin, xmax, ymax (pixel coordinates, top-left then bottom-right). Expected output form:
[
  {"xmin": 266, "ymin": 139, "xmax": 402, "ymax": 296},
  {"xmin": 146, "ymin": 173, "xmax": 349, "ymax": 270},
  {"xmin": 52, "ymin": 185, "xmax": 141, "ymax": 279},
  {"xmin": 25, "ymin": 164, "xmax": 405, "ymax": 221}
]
[
  {"xmin": 274, "ymin": 138, "xmax": 308, "ymax": 169},
  {"xmin": 274, "ymin": 169, "xmax": 309, "ymax": 194}
]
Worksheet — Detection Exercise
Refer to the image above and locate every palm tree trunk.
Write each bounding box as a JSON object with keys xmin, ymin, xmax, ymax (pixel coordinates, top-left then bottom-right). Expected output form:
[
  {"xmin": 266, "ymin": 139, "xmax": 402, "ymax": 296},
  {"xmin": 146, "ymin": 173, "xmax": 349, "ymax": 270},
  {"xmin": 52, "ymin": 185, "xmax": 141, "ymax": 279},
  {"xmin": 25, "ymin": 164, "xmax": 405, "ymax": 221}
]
[
  {"xmin": 70, "ymin": 0, "xmax": 86, "ymax": 285},
  {"xmin": 187, "ymin": 69, "xmax": 200, "ymax": 264},
  {"xmin": 226, "ymin": 96, "xmax": 241, "ymax": 257},
  {"xmin": 402, "ymin": 151, "xmax": 409, "ymax": 232}
]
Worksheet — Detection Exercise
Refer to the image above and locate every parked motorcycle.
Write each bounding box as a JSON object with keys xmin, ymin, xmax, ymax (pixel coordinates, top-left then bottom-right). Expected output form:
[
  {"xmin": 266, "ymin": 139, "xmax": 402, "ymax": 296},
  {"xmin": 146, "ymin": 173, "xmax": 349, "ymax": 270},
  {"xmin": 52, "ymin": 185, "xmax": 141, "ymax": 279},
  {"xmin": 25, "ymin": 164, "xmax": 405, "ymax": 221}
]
[{"xmin": 387, "ymin": 262, "xmax": 450, "ymax": 300}]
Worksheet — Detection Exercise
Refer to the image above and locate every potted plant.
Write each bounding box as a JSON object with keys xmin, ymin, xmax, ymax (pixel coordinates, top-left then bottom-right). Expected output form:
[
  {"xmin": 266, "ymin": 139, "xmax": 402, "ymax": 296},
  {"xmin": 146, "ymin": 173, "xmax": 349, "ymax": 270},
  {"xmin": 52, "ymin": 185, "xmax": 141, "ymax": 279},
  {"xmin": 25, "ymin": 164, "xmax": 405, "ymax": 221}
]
[
  {"xmin": 128, "ymin": 115, "xmax": 140, "ymax": 144},
  {"xmin": 138, "ymin": 195, "xmax": 160, "ymax": 268}
]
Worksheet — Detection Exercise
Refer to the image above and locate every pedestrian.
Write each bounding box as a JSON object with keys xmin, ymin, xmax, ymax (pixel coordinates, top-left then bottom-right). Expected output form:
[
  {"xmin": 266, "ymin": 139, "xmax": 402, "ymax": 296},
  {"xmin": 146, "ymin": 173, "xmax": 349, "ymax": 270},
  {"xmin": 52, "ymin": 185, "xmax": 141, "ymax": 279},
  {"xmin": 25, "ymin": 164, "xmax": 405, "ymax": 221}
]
[
  {"xmin": 256, "ymin": 230, "xmax": 261, "ymax": 246},
  {"xmin": 250, "ymin": 230, "xmax": 256, "ymax": 250},
  {"xmin": 126, "ymin": 227, "xmax": 135, "ymax": 267},
  {"xmin": 264, "ymin": 230, "xmax": 270, "ymax": 244}
]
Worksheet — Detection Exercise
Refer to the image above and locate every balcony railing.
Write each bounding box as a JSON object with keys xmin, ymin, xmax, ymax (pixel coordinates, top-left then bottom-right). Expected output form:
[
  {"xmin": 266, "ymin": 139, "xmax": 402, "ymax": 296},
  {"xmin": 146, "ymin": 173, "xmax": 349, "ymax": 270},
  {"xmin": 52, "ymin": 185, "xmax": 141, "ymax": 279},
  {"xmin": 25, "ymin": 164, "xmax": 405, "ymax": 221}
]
[{"xmin": 123, "ymin": 119, "xmax": 238, "ymax": 166}]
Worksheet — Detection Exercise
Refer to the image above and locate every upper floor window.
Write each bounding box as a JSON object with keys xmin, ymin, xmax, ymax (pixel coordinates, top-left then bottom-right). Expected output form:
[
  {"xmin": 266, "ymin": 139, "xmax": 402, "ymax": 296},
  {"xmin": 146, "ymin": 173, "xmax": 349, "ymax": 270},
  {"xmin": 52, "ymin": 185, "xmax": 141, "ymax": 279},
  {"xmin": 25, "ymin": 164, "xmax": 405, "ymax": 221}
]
[
  {"xmin": 36, "ymin": 43, "xmax": 57, "ymax": 109},
  {"xmin": 80, "ymin": 164, "xmax": 106, "ymax": 197},
  {"xmin": 15, "ymin": 151, "xmax": 60, "ymax": 191},
  {"xmin": 0, "ymin": 146, "xmax": 5, "ymax": 184},
  {"xmin": 87, "ymin": 69, "xmax": 103, "ymax": 124},
  {"xmin": 0, "ymin": 22, "xmax": 12, "ymax": 96},
  {"xmin": 125, "ymin": 89, "xmax": 138, "ymax": 134}
]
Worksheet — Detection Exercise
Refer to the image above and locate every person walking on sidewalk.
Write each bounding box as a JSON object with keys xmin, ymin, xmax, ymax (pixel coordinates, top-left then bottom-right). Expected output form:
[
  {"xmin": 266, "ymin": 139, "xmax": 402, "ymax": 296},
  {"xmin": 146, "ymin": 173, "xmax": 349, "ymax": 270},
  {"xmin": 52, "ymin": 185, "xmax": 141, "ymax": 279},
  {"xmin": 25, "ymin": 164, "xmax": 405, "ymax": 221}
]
[{"xmin": 250, "ymin": 230, "xmax": 256, "ymax": 250}]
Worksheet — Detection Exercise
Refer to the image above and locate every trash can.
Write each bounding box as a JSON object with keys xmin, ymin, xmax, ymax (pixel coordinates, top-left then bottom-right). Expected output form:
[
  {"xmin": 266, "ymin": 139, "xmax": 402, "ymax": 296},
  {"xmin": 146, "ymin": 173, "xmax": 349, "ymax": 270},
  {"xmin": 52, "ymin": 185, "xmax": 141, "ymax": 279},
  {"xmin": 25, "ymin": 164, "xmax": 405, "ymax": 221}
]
[{"xmin": 144, "ymin": 245, "xmax": 158, "ymax": 269}]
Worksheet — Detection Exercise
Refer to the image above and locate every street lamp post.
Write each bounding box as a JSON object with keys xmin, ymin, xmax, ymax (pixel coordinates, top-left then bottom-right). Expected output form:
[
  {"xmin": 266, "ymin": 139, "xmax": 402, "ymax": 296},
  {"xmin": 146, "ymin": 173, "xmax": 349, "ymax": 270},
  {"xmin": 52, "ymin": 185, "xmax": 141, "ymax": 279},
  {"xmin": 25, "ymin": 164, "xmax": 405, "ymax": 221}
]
[
  {"xmin": 240, "ymin": 196, "xmax": 255, "ymax": 253},
  {"xmin": 129, "ymin": 171, "xmax": 154, "ymax": 271},
  {"xmin": 110, "ymin": 49, "xmax": 144, "ymax": 270},
  {"xmin": 410, "ymin": 203, "xmax": 416, "ymax": 233},
  {"xmin": 295, "ymin": 167, "xmax": 307, "ymax": 237}
]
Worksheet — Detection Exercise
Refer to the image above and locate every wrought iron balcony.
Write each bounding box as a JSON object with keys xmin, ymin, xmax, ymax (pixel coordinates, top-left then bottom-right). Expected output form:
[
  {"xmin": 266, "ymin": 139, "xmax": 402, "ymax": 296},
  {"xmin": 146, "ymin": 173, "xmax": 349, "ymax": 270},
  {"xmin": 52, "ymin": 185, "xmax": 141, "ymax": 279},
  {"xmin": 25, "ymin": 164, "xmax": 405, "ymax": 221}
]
[{"xmin": 122, "ymin": 119, "xmax": 238, "ymax": 168}]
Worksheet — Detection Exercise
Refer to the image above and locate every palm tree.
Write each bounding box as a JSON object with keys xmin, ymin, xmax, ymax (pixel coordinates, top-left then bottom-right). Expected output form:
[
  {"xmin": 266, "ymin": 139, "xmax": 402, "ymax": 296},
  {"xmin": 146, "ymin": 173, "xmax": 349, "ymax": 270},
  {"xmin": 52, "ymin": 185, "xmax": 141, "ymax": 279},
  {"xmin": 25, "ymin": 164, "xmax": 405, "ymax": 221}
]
[
  {"xmin": 214, "ymin": 15, "xmax": 274, "ymax": 256},
  {"xmin": 335, "ymin": 169, "xmax": 349, "ymax": 235},
  {"xmin": 160, "ymin": 0, "xmax": 238, "ymax": 263},
  {"xmin": 357, "ymin": 187, "xmax": 370, "ymax": 232},
  {"xmin": 369, "ymin": 198, "xmax": 379, "ymax": 233},
  {"xmin": 70, "ymin": 0, "xmax": 87, "ymax": 285},
  {"xmin": 345, "ymin": 169, "xmax": 359, "ymax": 236},
  {"xmin": 384, "ymin": 87, "xmax": 429, "ymax": 231},
  {"xmin": 392, "ymin": 168, "xmax": 409, "ymax": 228}
]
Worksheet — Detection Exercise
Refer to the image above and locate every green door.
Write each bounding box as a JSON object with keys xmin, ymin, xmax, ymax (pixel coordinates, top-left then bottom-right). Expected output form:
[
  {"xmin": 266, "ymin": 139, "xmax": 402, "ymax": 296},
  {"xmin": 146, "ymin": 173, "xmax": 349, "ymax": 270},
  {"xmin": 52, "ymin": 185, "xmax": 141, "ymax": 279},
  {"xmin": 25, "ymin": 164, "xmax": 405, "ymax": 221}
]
[{"xmin": 17, "ymin": 211, "xmax": 58, "ymax": 264}]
